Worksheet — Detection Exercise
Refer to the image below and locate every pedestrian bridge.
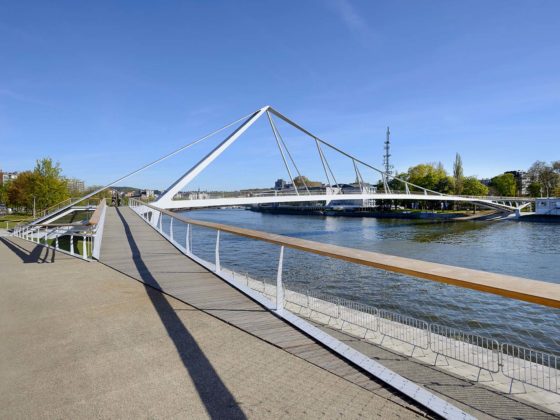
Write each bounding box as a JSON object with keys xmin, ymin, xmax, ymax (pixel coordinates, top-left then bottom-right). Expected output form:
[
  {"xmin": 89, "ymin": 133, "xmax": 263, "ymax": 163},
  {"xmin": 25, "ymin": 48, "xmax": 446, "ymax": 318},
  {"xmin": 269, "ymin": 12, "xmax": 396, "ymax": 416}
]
[{"xmin": 7, "ymin": 106, "xmax": 553, "ymax": 419}]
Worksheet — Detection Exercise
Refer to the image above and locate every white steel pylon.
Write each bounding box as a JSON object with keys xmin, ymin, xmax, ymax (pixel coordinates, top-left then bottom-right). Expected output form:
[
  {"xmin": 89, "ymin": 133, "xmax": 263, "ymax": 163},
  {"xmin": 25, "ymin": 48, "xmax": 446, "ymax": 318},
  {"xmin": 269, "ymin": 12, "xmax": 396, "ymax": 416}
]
[{"xmin": 155, "ymin": 106, "xmax": 270, "ymax": 208}]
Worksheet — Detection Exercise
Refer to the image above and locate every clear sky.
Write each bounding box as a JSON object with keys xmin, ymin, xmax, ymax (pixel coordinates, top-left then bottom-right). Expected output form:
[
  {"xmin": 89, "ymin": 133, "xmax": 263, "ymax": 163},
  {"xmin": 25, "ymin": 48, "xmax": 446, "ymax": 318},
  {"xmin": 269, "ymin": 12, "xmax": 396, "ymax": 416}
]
[{"xmin": 1, "ymin": 0, "xmax": 559, "ymax": 191}]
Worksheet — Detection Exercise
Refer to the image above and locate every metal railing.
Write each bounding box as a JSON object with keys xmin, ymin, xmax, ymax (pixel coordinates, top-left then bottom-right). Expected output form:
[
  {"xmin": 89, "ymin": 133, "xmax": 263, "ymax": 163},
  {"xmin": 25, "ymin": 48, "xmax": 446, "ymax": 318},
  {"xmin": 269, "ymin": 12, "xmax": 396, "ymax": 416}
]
[
  {"xmin": 502, "ymin": 343, "xmax": 559, "ymax": 394},
  {"xmin": 11, "ymin": 199, "xmax": 107, "ymax": 260},
  {"xmin": 128, "ymin": 198, "xmax": 560, "ymax": 399},
  {"xmin": 378, "ymin": 309, "xmax": 430, "ymax": 353},
  {"xmin": 430, "ymin": 324, "xmax": 500, "ymax": 378}
]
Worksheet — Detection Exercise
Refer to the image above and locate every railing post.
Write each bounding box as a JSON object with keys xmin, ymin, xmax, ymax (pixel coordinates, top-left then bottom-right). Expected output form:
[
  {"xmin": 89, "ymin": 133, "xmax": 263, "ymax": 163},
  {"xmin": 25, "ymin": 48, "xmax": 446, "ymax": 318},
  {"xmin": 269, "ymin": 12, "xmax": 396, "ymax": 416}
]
[
  {"xmin": 82, "ymin": 236, "xmax": 87, "ymax": 259},
  {"xmin": 158, "ymin": 214, "xmax": 163, "ymax": 232},
  {"xmin": 70, "ymin": 234, "xmax": 74, "ymax": 255},
  {"xmin": 215, "ymin": 230, "xmax": 221, "ymax": 273},
  {"xmin": 55, "ymin": 235, "xmax": 59, "ymax": 250},
  {"xmin": 276, "ymin": 246, "xmax": 284, "ymax": 312},
  {"xmin": 169, "ymin": 217, "xmax": 174, "ymax": 241},
  {"xmin": 186, "ymin": 224, "xmax": 191, "ymax": 254}
]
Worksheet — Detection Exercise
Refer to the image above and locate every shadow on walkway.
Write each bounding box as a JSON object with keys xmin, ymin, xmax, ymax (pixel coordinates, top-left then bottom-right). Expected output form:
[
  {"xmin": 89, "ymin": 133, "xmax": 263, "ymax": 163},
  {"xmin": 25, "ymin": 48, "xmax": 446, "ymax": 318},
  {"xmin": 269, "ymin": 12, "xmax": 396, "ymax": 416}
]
[
  {"xmin": 115, "ymin": 208, "xmax": 246, "ymax": 420},
  {"xmin": 0, "ymin": 238, "xmax": 56, "ymax": 263}
]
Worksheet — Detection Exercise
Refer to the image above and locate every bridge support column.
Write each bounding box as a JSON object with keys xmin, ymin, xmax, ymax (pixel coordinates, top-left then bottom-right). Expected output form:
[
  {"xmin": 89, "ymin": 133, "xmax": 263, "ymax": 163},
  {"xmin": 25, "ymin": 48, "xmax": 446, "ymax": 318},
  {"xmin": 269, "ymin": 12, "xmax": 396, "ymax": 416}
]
[{"xmin": 276, "ymin": 246, "xmax": 284, "ymax": 312}]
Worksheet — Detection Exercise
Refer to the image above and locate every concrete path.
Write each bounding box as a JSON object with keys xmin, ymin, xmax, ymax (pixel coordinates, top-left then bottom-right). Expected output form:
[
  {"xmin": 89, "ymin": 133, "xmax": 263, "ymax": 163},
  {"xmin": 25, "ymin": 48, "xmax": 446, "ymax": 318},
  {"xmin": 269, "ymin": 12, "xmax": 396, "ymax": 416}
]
[{"xmin": 0, "ymin": 236, "xmax": 423, "ymax": 419}]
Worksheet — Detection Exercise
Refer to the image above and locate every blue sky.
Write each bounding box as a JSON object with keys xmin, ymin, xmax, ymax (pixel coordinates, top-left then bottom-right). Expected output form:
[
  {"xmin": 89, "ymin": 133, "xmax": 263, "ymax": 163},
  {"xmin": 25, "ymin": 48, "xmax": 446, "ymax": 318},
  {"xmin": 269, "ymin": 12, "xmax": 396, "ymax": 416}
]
[{"xmin": 1, "ymin": 0, "xmax": 559, "ymax": 190}]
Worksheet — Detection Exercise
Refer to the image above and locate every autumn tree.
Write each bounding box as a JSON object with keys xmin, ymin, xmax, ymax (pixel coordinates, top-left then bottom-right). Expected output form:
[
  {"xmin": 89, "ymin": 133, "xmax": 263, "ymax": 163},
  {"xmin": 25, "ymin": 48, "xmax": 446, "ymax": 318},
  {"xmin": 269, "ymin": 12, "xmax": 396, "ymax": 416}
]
[
  {"xmin": 7, "ymin": 171, "xmax": 35, "ymax": 211},
  {"xmin": 6, "ymin": 158, "xmax": 70, "ymax": 213},
  {"xmin": 293, "ymin": 175, "xmax": 322, "ymax": 188}
]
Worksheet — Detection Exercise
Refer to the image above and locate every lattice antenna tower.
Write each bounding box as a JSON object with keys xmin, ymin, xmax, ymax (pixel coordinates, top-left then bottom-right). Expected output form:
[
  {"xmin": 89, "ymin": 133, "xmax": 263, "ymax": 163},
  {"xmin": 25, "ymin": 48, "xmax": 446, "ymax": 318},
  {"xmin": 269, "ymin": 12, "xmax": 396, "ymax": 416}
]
[{"xmin": 383, "ymin": 126, "xmax": 393, "ymax": 175}]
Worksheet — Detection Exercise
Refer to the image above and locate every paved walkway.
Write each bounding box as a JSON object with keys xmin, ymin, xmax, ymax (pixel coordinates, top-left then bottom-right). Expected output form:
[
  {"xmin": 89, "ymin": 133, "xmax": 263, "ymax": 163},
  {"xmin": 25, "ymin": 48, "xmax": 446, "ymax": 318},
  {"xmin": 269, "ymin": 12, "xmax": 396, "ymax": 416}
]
[
  {"xmin": 0, "ymin": 236, "xmax": 423, "ymax": 419},
  {"xmin": 99, "ymin": 207, "xmax": 559, "ymax": 419}
]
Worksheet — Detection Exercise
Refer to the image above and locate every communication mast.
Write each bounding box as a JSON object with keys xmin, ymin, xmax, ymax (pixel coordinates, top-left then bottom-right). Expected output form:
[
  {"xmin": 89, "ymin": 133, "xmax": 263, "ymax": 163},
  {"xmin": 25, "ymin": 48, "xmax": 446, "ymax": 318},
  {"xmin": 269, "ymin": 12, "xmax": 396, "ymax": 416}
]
[{"xmin": 383, "ymin": 126, "xmax": 393, "ymax": 175}]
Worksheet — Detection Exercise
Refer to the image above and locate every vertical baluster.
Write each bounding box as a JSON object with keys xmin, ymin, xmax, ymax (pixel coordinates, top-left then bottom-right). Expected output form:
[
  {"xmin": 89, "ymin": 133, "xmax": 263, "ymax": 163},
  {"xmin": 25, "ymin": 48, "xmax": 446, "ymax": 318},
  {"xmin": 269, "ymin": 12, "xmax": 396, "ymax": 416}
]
[
  {"xmin": 169, "ymin": 217, "xmax": 174, "ymax": 241},
  {"xmin": 215, "ymin": 230, "xmax": 220, "ymax": 272},
  {"xmin": 186, "ymin": 224, "xmax": 191, "ymax": 254},
  {"xmin": 276, "ymin": 246, "xmax": 284, "ymax": 312},
  {"xmin": 82, "ymin": 235, "xmax": 87, "ymax": 259},
  {"xmin": 70, "ymin": 234, "xmax": 74, "ymax": 255}
]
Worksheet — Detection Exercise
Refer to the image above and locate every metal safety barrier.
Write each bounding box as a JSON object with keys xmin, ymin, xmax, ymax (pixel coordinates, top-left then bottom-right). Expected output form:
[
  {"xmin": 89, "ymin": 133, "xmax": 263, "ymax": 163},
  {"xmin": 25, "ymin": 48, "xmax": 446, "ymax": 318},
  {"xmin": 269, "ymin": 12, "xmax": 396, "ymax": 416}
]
[
  {"xmin": 430, "ymin": 324, "xmax": 500, "ymax": 378},
  {"xmin": 308, "ymin": 289, "xmax": 339, "ymax": 319},
  {"xmin": 378, "ymin": 309, "xmax": 430, "ymax": 353},
  {"xmin": 338, "ymin": 298, "xmax": 378, "ymax": 335},
  {"xmin": 502, "ymin": 343, "xmax": 559, "ymax": 394}
]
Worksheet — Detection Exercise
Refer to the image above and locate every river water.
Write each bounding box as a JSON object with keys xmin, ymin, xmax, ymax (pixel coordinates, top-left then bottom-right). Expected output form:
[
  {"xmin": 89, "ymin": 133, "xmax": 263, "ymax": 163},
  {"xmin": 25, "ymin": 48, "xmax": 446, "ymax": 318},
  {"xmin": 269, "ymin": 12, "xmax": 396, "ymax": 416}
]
[{"xmin": 176, "ymin": 209, "xmax": 560, "ymax": 353}]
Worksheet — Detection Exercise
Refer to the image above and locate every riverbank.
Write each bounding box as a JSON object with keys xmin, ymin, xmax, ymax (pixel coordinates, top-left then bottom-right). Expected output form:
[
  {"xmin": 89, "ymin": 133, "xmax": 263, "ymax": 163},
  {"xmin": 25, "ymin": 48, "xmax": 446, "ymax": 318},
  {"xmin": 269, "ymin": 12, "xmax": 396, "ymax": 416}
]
[{"xmin": 250, "ymin": 205, "xmax": 496, "ymax": 220}]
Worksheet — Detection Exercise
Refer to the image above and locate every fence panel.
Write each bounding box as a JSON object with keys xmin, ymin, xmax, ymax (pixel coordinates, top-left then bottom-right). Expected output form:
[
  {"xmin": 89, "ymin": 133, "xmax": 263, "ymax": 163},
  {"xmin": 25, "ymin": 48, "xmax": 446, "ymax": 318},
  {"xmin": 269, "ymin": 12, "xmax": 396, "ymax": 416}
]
[
  {"xmin": 430, "ymin": 324, "xmax": 500, "ymax": 373},
  {"xmin": 501, "ymin": 343, "xmax": 559, "ymax": 394},
  {"xmin": 308, "ymin": 290, "xmax": 339, "ymax": 318},
  {"xmin": 338, "ymin": 298, "xmax": 378, "ymax": 332},
  {"xmin": 378, "ymin": 309, "xmax": 429, "ymax": 350}
]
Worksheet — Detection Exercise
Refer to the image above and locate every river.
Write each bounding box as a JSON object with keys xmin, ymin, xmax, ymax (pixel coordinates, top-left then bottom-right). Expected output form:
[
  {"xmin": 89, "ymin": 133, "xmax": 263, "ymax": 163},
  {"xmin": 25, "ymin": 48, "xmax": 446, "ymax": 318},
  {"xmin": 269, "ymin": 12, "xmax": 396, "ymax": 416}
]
[{"xmin": 175, "ymin": 209, "xmax": 560, "ymax": 354}]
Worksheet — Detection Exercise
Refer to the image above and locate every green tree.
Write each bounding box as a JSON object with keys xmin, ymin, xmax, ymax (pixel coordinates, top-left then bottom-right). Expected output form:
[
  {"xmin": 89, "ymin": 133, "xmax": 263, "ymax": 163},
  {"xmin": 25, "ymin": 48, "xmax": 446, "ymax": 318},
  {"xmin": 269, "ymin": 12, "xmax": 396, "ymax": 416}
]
[
  {"xmin": 32, "ymin": 158, "xmax": 70, "ymax": 211},
  {"xmin": 462, "ymin": 177, "xmax": 489, "ymax": 196},
  {"xmin": 407, "ymin": 163, "xmax": 448, "ymax": 192},
  {"xmin": 453, "ymin": 153, "xmax": 464, "ymax": 195},
  {"xmin": 6, "ymin": 158, "xmax": 70, "ymax": 214},
  {"xmin": 490, "ymin": 173, "xmax": 517, "ymax": 196},
  {"xmin": 527, "ymin": 182, "xmax": 542, "ymax": 197}
]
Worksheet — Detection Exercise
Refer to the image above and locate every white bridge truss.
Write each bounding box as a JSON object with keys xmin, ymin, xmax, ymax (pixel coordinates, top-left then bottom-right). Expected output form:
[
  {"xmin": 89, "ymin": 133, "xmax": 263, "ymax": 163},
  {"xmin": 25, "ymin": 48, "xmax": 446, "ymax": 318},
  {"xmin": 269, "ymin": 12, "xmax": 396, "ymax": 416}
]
[{"xmin": 153, "ymin": 106, "xmax": 532, "ymax": 214}]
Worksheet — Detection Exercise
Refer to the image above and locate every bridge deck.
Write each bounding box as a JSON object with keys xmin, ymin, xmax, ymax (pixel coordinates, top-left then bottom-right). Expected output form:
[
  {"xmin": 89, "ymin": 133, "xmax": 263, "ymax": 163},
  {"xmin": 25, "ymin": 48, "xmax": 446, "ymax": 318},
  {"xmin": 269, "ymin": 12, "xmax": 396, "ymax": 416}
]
[
  {"xmin": 0, "ymin": 237, "xmax": 428, "ymax": 419},
  {"xmin": 99, "ymin": 207, "xmax": 558, "ymax": 419}
]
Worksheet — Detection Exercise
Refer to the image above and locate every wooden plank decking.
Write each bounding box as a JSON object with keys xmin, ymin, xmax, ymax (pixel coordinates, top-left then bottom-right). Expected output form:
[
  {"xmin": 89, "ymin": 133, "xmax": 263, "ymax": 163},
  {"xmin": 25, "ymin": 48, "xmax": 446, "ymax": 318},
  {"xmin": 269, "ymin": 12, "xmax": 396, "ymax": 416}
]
[
  {"xmin": 99, "ymin": 207, "xmax": 559, "ymax": 419},
  {"xmin": 100, "ymin": 207, "xmax": 429, "ymax": 415}
]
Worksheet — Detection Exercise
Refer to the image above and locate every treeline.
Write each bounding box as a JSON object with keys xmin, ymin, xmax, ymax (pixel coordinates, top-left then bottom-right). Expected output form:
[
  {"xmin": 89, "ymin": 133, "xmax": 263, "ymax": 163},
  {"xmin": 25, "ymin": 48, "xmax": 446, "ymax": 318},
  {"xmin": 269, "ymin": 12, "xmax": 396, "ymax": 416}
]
[
  {"xmin": 382, "ymin": 155, "xmax": 560, "ymax": 197},
  {"xmin": 0, "ymin": 157, "xmax": 109, "ymax": 214}
]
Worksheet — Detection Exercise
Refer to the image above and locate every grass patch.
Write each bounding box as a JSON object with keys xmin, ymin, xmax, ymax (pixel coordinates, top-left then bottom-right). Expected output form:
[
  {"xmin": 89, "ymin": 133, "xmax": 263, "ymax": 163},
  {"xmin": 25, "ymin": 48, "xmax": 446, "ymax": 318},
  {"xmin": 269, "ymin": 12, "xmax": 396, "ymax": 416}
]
[{"xmin": 44, "ymin": 235, "xmax": 91, "ymax": 258}]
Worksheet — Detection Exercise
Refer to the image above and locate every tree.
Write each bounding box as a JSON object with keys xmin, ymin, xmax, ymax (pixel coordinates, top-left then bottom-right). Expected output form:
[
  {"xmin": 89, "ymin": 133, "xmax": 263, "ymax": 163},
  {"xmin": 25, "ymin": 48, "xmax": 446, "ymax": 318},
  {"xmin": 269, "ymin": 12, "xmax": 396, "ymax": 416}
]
[
  {"xmin": 293, "ymin": 175, "xmax": 322, "ymax": 188},
  {"xmin": 6, "ymin": 158, "xmax": 70, "ymax": 214},
  {"xmin": 453, "ymin": 153, "xmax": 464, "ymax": 195},
  {"xmin": 462, "ymin": 177, "xmax": 489, "ymax": 196},
  {"xmin": 7, "ymin": 171, "xmax": 35, "ymax": 211},
  {"xmin": 0, "ymin": 182, "xmax": 8, "ymax": 205},
  {"xmin": 490, "ymin": 173, "xmax": 517, "ymax": 196},
  {"xmin": 527, "ymin": 182, "xmax": 543, "ymax": 197},
  {"xmin": 406, "ymin": 163, "xmax": 448, "ymax": 192},
  {"xmin": 527, "ymin": 161, "xmax": 559, "ymax": 197},
  {"xmin": 32, "ymin": 158, "xmax": 70, "ymax": 211}
]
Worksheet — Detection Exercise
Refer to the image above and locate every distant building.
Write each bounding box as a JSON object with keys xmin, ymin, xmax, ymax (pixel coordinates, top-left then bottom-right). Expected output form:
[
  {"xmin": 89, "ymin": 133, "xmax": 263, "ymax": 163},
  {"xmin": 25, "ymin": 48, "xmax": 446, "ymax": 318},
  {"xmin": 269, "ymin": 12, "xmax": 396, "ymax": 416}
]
[
  {"xmin": 66, "ymin": 178, "xmax": 85, "ymax": 193},
  {"xmin": 479, "ymin": 178, "xmax": 492, "ymax": 187},
  {"xmin": 177, "ymin": 190, "xmax": 210, "ymax": 200},
  {"xmin": 0, "ymin": 170, "xmax": 18, "ymax": 185},
  {"xmin": 274, "ymin": 179, "xmax": 287, "ymax": 190},
  {"xmin": 504, "ymin": 170, "xmax": 529, "ymax": 196},
  {"xmin": 535, "ymin": 198, "xmax": 560, "ymax": 216}
]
